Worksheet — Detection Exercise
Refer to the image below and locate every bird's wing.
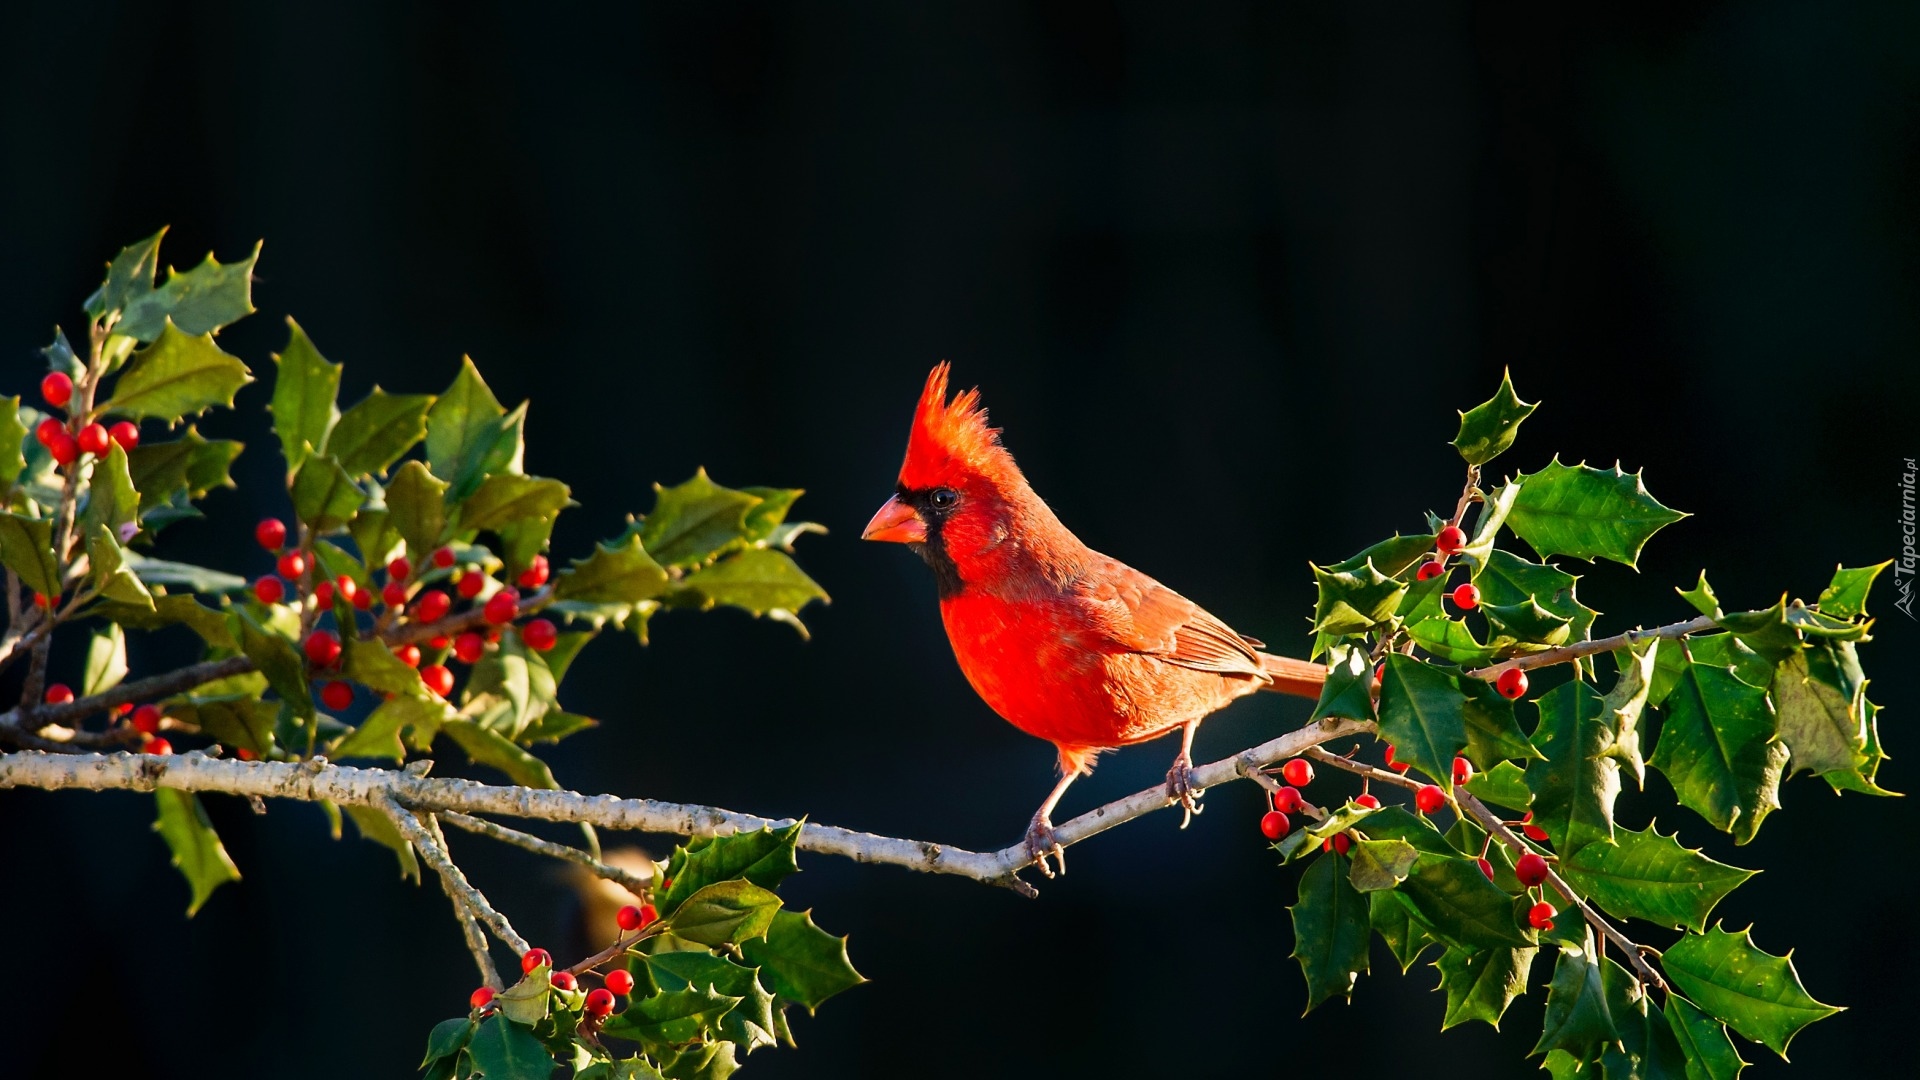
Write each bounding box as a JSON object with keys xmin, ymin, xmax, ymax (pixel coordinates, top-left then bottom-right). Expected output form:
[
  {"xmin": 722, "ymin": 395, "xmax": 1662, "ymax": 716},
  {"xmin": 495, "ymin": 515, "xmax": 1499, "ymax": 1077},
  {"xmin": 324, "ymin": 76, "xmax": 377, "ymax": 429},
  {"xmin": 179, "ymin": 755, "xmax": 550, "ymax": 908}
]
[{"xmin": 1076, "ymin": 556, "xmax": 1270, "ymax": 680}]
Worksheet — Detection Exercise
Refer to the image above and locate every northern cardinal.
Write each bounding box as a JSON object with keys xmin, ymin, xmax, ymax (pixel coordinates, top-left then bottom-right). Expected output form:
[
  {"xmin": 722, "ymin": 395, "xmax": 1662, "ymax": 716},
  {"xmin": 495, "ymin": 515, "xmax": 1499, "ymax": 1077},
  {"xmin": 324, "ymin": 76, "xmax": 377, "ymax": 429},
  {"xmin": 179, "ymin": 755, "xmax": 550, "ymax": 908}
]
[{"xmin": 863, "ymin": 364, "xmax": 1327, "ymax": 875}]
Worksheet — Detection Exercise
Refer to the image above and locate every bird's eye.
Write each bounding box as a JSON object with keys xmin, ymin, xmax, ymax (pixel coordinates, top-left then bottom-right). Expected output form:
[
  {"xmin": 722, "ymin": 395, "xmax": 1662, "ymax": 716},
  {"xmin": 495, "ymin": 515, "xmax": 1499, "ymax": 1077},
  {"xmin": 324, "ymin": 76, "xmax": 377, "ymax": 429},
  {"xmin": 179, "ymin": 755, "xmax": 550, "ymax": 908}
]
[{"xmin": 929, "ymin": 487, "xmax": 959, "ymax": 511}]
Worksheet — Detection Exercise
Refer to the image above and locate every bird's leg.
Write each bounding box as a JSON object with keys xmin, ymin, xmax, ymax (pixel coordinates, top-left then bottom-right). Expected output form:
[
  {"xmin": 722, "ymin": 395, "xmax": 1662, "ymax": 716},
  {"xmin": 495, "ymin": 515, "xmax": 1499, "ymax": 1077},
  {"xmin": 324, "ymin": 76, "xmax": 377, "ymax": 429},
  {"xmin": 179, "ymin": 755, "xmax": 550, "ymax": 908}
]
[
  {"xmin": 1023, "ymin": 767, "xmax": 1079, "ymax": 879},
  {"xmin": 1166, "ymin": 720, "xmax": 1204, "ymax": 829}
]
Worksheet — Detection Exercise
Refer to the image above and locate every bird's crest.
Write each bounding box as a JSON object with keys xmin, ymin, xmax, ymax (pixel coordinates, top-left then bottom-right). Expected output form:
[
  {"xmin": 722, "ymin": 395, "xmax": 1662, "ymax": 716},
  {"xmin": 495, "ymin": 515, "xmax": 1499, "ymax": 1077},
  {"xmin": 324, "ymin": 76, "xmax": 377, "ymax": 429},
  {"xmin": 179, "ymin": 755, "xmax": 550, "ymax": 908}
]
[{"xmin": 898, "ymin": 362, "xmax": 1017, "ymax": 490}]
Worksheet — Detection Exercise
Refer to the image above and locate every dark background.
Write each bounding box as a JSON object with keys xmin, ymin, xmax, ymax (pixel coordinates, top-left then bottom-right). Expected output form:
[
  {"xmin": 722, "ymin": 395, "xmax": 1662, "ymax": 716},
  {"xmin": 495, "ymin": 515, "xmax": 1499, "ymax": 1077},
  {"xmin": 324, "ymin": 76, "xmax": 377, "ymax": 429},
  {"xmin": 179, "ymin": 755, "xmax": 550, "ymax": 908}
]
[{"xmin": 2, "ymin": 2, "xmax": 1916, "ymax": 1077}]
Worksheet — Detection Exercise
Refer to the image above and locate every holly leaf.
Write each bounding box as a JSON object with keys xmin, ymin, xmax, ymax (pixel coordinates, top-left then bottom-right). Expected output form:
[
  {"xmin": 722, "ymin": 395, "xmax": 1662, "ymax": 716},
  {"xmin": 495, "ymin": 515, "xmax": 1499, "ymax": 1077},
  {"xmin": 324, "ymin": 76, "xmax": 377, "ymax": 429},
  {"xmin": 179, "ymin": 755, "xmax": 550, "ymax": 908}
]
[
  {"xmin": 1650, "ymin": 666, "xmax": 1786, "ymax": 844},
  {"xmin": 426, "ymin": 357, "xmax": 522, "ymax": 501},
  {"xmin": 1407, "ymin": 615, "xmax": 1500, "ymax": 666},
  {"xmin": 86, "ymin": 525, "xmax": 153, "ymax": 610},
  {"xmin": 86, "ymin": 229, "xmax": 167, "ymax": 325},
  {"xmin": 120, "ymin": 551, "xmax": 248, "ymax": 594},
  {"xmin": 1274, "ymin": 802, "xmax": 1383, "ymax": 862},
  {"xmin": 1822, "ymin": 695, "xmax": 1896, "ymax": 797},
  {"xmin": 1306, "ymin": 644, "xmax": 1376, "ymax": 724},
  {"xmin": 1347, "ymin": 838, "xmax": 1419, "ymax": 892},
  {"xmin": 675, "ymin": 548, "xmax": 830, "ymax": 634},
  {"xmin": 647, "ymin": 952, "xmax": 779, "ymax": 1054},
  {"xmin": 79, "ymin": 443, "xmax": 140, "ymax": 542},
  {"xmin": 1661, "ymin": 925, "xmax": 1842, "ymax": 1059},
  {"xmin": 1770, "ymin": 644, "xmax": 1867, "ymax": 778},
  {"xmin": 332, "ymin": 695, "xmax": 448, "ymax": 763},
  {"xmin": 101, "ymin": 320, "xmax": 253, "ymax": 422},
  {"xmin": 1665, "ymin": 995, "xmax": 1749, "ymax": 1080},
  {"xmin": 420, "ymin": 1017, "xmax": 474, "ymax": 1069},
  {"xmin": 1288, "ymin": 851, "xmax": 1371, "ymax": 1012},
  {"xmin": 1524, "ymin": 681, "xmax": 1620, "ymax": 849},
  {"xmin": 1816, "ymin": 562, "xmax": 1888, "ymax": 620},
  {"xmin": 291, "ymin": 453, "xmax": 362, "ymax": 532},
  {"xmin": 1533, "ymin": 932, "xmax": 1618, "ymax": 1060},
  {"xmin": 1713, "ymin": 597, "xmax": 1800, "ymax": 665},
  {"xmin": 105, "ymin": 239, "xmax": 260, "ymax": 342},
  {"xmin": 269, "ymin": 318, "xmax": 340, "ymax": 473},
  {"xmin": 1434, "ymin": 943, "xmax": 1537, "ymax": 1030},
  {"xmin": 238, "ymin": 610, "xmax": 314, "ymax": 722},
  {"xmin": 1475, "ymin": 549, "xmax": 1598, "ymax": 646},
  {"xmin": 641, "ymin": 469, "xmax": 763, "ymax": 568},
  {"xmin": 1601, "ymin": 955, "xmax": 1691, "ymax": 1080},
  {"xmin": 519, "ymin": 708, "xmax": 598, "ymax": 745},
  {"xmin": 1463, "ymin": 760, "xmax": 1532, "ymax": 812},
  {"xmin": 1453, "ymin": 369, "xmax": 1538, "ymax": 466},
  {"xmin": 454, "ymin": 473, "xmax": 571, "ymax": 535},
  {"xmin": 1370, "ymin": 892, "xmax": 1437, "ymax": 973},
  {"xmin": 658, "ymin": 824, "xmax": 802, "ymax": 916},
  {"xmin": 739, "ymin": 909, "xmax": 866, "ymax": 1013},
  {"xmin": 179, "ymin": 695, "xmax": 277, "ymax": 756},
  {"xmin": 1328, "ymin": 533, "xmax": 1438, "ymax": 578},
  {"xmin": 440, "ymin": 718, "xmax": 558, "ymax": 789},
  {"xmin": 1482, "ymin": 597, "xmax": 1573, "ymax": 648},
  {"xmin": 385, "ymin": 460, "xmax": 449, "ymax": 557},
  {"xmin": 1311, "ymin": 558, "xmax": 1407, "ymax": 636},
  {"xmin": 1504, "ymin": 458, "xmax": 1687, "ymax": 568},
  {"xmin": 0, "ymin": 513, "xmax": 60, "ymax": 597},
  {"xmin": 600, "ymin": 986, "xmax": 740, "ymax": 1049},
  {"xmin": 0, "ymin": 396, "xmax": 25, "ymax": 488},
  {"xmin": 1461, "ymin": 677, "xmax": 1541, "ymax": 766},
  {"xmin": 666, "ymin": 880, "xmax": 783, "ymax": 947},
  {"xmin": 125, "ymin": 426, "xmax": 242, "ymax": 513},
  {"xmin": 327, "ymin": 388, "xmax": 432, "ymax": 477},
  {"xmin": 466, "ymin": 1014, "xmax": 554, "ymax": 1080},
  {"xmin": 1376, "ymin": 654, "xmax": 1468, "ymax": 783},
  {"xmin": 1558, "ymin": 824, "xmax": 1755, "ymax": 934},
  {"xmin": 1599, "ymin": 640, "xmax": 1658, "ymax": 790},
  {"xmin": 556, "ymin": 531, "xmax": 672, "ymax": 608},
  {"xmin": 153, "ymin": 790, "xmax": 241, "ymax": 915},
  {"xmin": 94, "ymin": 593, "xmax": 236, "ymax": 650},
  {"xmin": 81, "ymin": 623, "xmax": 128, "ymax": 696}
]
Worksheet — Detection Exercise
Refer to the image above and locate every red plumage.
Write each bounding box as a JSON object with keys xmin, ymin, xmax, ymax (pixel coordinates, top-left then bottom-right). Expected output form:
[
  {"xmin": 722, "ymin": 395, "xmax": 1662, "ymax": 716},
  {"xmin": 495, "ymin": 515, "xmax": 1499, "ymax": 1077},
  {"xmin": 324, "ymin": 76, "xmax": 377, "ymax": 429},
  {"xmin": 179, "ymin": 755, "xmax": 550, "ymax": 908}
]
[{"xmin": 864, "ymin": 364, "xmax": 1325, "ymax": 873}]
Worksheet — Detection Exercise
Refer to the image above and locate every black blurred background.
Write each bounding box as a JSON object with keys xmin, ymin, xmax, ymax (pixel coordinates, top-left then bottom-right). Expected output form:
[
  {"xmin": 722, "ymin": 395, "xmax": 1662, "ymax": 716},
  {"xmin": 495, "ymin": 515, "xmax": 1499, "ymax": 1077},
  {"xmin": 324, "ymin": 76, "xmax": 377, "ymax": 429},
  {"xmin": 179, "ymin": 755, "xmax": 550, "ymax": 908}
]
[{"xmin": 2, "ymin": 2, "xmax": 1917, "ymax": 1077}]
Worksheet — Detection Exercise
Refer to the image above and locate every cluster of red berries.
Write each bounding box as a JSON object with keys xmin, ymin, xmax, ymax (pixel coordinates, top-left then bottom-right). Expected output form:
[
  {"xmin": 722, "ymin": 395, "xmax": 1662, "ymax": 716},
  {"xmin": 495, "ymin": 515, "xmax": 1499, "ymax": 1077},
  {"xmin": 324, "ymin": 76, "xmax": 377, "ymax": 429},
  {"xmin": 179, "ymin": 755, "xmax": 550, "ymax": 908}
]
[
  {"xmin": 470, "ymin": 934, "xmax": 649, "ymax": 1022},
  {"xmin": 31, "ymin": 373, "xmax": 141, "ymax": 467},
  {"xmin": 46, "ymin": 681, "xmax": 179, "ymax": 754}
]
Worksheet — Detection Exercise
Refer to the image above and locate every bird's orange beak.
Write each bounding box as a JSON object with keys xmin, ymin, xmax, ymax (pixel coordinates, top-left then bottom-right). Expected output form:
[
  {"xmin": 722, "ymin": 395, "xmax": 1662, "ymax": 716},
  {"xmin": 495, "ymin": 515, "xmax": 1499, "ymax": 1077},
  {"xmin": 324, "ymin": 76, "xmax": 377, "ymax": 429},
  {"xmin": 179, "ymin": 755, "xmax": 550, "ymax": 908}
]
[{"xmin": 861, "ymin": 494, "xmax": 927, "ymax": 544}]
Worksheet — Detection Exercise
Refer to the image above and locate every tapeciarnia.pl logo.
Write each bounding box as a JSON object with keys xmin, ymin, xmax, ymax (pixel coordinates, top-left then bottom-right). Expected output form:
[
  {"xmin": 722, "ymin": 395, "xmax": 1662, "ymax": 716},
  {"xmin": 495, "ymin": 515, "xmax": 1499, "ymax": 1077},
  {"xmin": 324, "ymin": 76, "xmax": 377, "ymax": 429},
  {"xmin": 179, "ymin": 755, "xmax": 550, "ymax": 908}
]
[{"xmin": 1899, "ymin": 457, "xmax": 1917, "ymax": 619}]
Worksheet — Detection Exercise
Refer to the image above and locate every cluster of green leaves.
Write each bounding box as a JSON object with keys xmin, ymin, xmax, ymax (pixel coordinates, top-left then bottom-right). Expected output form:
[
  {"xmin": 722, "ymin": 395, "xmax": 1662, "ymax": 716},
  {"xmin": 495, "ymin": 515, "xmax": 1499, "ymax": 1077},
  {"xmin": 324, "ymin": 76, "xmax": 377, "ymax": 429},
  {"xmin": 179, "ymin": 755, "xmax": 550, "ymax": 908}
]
[
  {"xmin": 1286, "ymin": 371, "xmax": 1879, "ymax": 1077},
  {"xmin": 422, "ymin": 824, "xmax": 864, "ymax": 1080}
]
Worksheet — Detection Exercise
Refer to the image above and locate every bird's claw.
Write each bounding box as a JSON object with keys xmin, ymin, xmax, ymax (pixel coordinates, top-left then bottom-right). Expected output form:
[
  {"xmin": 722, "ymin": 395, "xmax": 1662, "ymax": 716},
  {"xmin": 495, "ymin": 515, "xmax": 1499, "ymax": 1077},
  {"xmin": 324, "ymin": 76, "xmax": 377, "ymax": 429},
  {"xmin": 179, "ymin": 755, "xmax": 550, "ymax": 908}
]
[
  {"xmin": 1166, "ymin": 755, "xmax": 1204, "ymax": 829},
  {"xmin": 1024, "ymin": 816, "xmax": 1066, "ymax": 878}
]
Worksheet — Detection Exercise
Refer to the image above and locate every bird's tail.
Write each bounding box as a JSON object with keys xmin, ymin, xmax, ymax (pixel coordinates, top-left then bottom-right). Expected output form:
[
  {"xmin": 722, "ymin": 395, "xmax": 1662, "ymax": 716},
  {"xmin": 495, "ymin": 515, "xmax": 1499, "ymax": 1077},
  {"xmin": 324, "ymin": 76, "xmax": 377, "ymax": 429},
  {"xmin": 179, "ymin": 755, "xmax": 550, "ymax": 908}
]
[{"xmin": 1258, "ymin": 653, "xmax": 1328, "ymax": 700}]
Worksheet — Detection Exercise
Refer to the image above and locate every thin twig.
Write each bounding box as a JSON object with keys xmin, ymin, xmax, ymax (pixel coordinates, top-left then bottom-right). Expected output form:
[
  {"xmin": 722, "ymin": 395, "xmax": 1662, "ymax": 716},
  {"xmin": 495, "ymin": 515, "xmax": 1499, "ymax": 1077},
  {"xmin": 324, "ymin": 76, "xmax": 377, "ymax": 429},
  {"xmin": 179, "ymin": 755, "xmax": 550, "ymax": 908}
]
[
  {"xmin": 1465, "ymin": 616, "xmax": 1716, "ymax": 680},
  {"xmin": 0, "ymin": 717, "xmax": 1374, "ymax": 896},
  {"xmin": 6, "ymin": 655, "xmax": 254, "ymax": 738},
  {"xmin": 566, "ymin": 926, "xmax": 664, "ymax": 978},
  {"xmin": 375, "ymin": 793, "xmax": 530, "ymax": 956},
  {"xmin": 441, "ymin": 811, "xmax": 654, "ymax": 896}
]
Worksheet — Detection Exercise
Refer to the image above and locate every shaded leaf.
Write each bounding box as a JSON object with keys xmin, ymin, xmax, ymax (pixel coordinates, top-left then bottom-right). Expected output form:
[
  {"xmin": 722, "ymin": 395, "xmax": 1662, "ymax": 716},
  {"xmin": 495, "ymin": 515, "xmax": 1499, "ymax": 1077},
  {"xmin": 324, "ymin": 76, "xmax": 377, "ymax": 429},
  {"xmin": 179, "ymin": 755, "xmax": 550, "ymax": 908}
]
[
  {"xmin": 0, "ymin": 513, "xmax": 60, "ymax": 596},
  {"xmin": 1664, "ymin": 995, "xmax": 1749, "ymax": 1080},
  {"xmin": 80, "ymin": 443, "xmax": 139, "ymax": 540},
  {"xmin": 1533, "ymin": 932, "xmax": 1617, "ymax": 1060},
  {"xmin": 125, "ymin": 426, "xmax": 242, "ymax": 512},
  {"xmin": 647, "ymin": 951, "xmax": 778, "ymax": 1054},
  {"xmin": 1650, "ymin": 666, "xmax": 1786, "ymax": 844},
  {"xmin": 238, "ymin": 610, "xmax": 314, "ymax": 721},
  {"xmin": 85, "ymin": 229, "xmax": 167, "ymax": 326},
  {"xmin": 455, "ymin": 473, "xmax": 571, "ymax": 535},
  {"xmin": 121, "ymin": 551, "xmax": 248, "ymax": 594},
  {"xmin": 1376, "ymin": 654, "xmax": 1468, "ymax": 783},
  {"xmin": 1661, "ymin": 925, "xmax": 1842, "ymax": 1059},
  {"xmin": 1347, "ymin": 838, "xmax": 1419, "ymax": 892},
  {"xmin": 386, "ymin": 460, "xmax": 449, "ymax": 557},
  {"xmin": 1370, "ymin": 891, "xmax": 1437, "ymax": 973},
  {"xmin": 0, "ymin": 396, "xmax": 24, "ymax": 488},
  {"xmin": 426, "ymin": 357, "xmax": 521, "ymax": 501},
  {"xmin": 153, "ymin": 789, "xmax": 240, "ymax": 915},
  {"xmin": 1475, "ymin": 549, "xmax": 1597, "ymax": 647},
  {"xmin": 107, "ymin": 238, "xmax": 260, "ymax": 342},
  {"xmin": 1311, "ymin": 558, "xmax": 1408, "ymax": 636},
  {"xmin": 1601, "ymin": 639, "xmax": 1659, "ymax": 787},
  {"xmin": 658, "ymin": 824, "xmax": 802, "ymax": 916},
  {"xmin": 1289, "ymin": 851, "xmax": 1371, "ymax": 1011},
  {"xmin": 1601, "ymin": 955, "xmax": 1691, "ymax": 1080},
  {"xmin": 93, "ymin": 593, "xmax": 235, "ymax": 649},
  {"xmin": 1463, "ymin": 760, "xmax": 1533, "ymax": 812},
  {"xmin": 421, "ymin": 1017, "xmax": 475, "ymax": 1069},
  {"xmin": 739, "ymin": 909, "xmax": 866, "ymax": 1013},
  {"xmin": 1525, "ymin": 680, "xmax": 1620, "ymax": 849},
  {"xmin": 466, "ymin": 1014, "xmax": 553, "ymax": 1080},
  {"xmin": 1462, "ymin": 677, "xmax": 1541, "ymax": 766},
  {"xmin": 1306, "ymin": 643, "xmax": 1376, "ymax": 725},
  {"xmin": 1328, "ymin": 533, "xmax": 1437, "ymax": 578},
  {"xmin": 291, "ymin": 453, "xmax": 362, "ymax": 532},
  {"xmin": 600, "ymin": 986, "xmax": 740, "ymax": 1049},
  {"xmin": 1434, "ymin": 943, "xmax": 1536, "ymax": 1030}
]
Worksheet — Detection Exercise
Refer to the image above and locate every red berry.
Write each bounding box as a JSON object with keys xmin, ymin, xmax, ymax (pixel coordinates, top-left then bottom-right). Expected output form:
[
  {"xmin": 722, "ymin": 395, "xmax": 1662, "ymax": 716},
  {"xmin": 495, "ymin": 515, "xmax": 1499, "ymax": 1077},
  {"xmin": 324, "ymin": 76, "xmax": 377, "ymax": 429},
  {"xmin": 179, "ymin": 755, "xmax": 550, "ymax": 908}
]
[
  {"xmin": 320, "ymin": 681, "xmax": 353, "ymax": 711},
  {"xmin": 1271, "ymin": 786, "xmax": 1303, "ymax": 814},
  {"xmin": 235, "ymin": 747, "xmax": 256, "ymax": 761},
  {"xmin": 1515, "ymin": 852, "xmax": 1550, "ymax": 887},
  {"xmin": 34, "ymin": 417, "xmax": 64, "ymax": 446},
  {"xmin": 421, "ymin": 664, "xmax": 454, "ymax": 698},
  {"xmin": 393, "ymin": 644, "xmax": 422, "ymax": 668},
  {"xmin": 1259, "ymin": 810, "xmax": 1290, "ymax": 839},
  {"xmin": 333, "ymin": 575, "xmax": 357, "ymax": 605},
  {"xmin": 1414, "ymin": 784, "xmax": 1447, "ymax": 814},
  {"xmin": 277, "ymin": 551, "xmax": 307, "ymax": 580},
  {"xmin": 452, "ymin": 633, "xmax": 485, "ymax": 665},
  {"xmin": 77, "ymin": 423, "xmax": 110, "ymax": 456},
  {"xmin": 314, "ymin": 580, "xmax": 334, "ymax": 607},
  {"xmin": 483, "ymin": 588, "xmax": 520, "ymax": 625},
  {"xmin": 388, "ymin": 556, "xmax": 412, "ymax": 582},
  {"xmin": 131, "ymin": 704, "xmax": 163, "ymax": 735},
  {"xmin": 1451, "ymin": 583, "xmax": 1481, "ymax": 610},
  {"xmin": 256, "ymin": 519, "xmax": 287, "ymax": 550},
  {"xmin": 40, "ymin": 371, "xmax": 72, "ymax": 408},
  {"xmin": 1477, "ymin": 857, "xmax": 1495, "ymax": 881},
  {"xmin": 254, "ymin": 576, "xmax": 286, "ymax": 604},
  {"xmin": 1354, "ymin": 793, "xmax": 1381, "ymax": 810},
  {"xmin": 47, "ymin": 432, "xmax": 79, "ymax": 465},
  {"xmin": 617, "ymin": 904, "xmax": 645, "ymax": 931},
  {"xmin": 352, "ymin": 586, "xmax": 373, "ymax": 611},
  {"xmin": 108, "ymin": 421, "xmax": 139, "ymax": 451},
  {"xmin": 428, "ymin": 634, "xmax": 451, "ymax": 650},
  {"xmin": 1383, "ymin": 744, "xmax": 1411, "ymax": 772},
  {"xmin": 522, "ymin": 618, "xmax": 557, "ymax": 652},
  {"xmin": 412, "ymin": 589, "xmax": 452, "ymax": 623},
  {"xmin": 1372, "ymin": 661, "xmax": 1385, "ymax": 686},
  {"xmin": 470, "ymin": 987, "xmax": 494, "ymax": 1010},
  {"xmin": 382, "ymin": 581, "xmax": 408, "ymax": 608},
  {"xmin": 1523, "ymin": 823, "xmax": 1550, "ymax": 843},
  {"xmin": 304, "ymin": 630, "xmax": 341, "ymax": 667},
  {"xmin": 1321, "ymin": 833, "xmax": 1352, "ymax": 855},
  {"xmin": 1281, "ymin": 759, "xmax": 1314, "ymax": 787},
  {"xmin": 521, "ymin": 948, "xmax": 551, "ymax": 974},
  {"xmin": 518, "ymin": 554, "xmax": 550, "ymax": 590},
  {"xmin": 1452, "ymin": 756, "xmax": 1475, "ymax": 786},
  {"xmin": 433, "ymin": 546, "xmax": 456, "ymax": 569},
  {"xmin": 457, "ymin": 571, "xmax": 487, "ymax": 599},
  {"xmin": 1416, "ymin": 560, "xmax": 1446, "ymax": 581},
  {"xmin": 1435, "ymin": 524, "xmax": 1466, "ymax": 555},
  {"xmin": 584, "ymin": 988, "xmax": 615, "ymax": 1018},
  {"xmin": 604, "ymin": 969, "xmax": 635, "ymax": 996},
  {"xmin": 637, "ymin": 903, "xmax": 658, "ymax": 929},
  {"xmin": 32, "ymin": 592, "xmax": 52, "ymax": 609},
  {"xmin": 1528, "ymin": 901, "xmax": 1557, "ymax": 930},
  {"xmin": 44, "ymin": 683, "xmax": 73, "ymax": 705},
  {"xmin": 144, "ymin": 738, "xmax": 174, "ymax": 755},
  {"xmin": 1496, "ymin": 667, "xmax": 1529, "ymax": 700},
  {"xmin": 550, "ymin": 970, "xmax": 578, "ymax": 991}
]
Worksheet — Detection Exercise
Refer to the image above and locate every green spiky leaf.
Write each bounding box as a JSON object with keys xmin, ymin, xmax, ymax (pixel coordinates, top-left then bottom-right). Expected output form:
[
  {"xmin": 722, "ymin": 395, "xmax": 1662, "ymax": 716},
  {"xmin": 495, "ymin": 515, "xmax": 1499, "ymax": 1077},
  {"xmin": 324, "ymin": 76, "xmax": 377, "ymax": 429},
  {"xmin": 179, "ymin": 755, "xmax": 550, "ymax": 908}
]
[
  {"xmin": 328, "ymin": 388, "xmax": 433, "ymax": 478},
  {"xmin": 290, "ymin": 453, "xmax": 362, "ymax": 532},
  {"xmin": 1532, "ymin": 931, "xmax": 1618, "ymax": 1060},
  {"xmin": 0, "ymin": 513, "xmax": 60, "ymax": 597},
  {"xmin": 102, "ymin": 320, "xmax": 253, "ymax": 422},
  {"xmin": 1664, "ymin": 995, "xmax": 1748, "ymax": 1080},
  {"xmin": 1306, "ymin": 643, "xmax": 1376, "ymax": 724},
  {"xmin": 153, "ymin": 789, "xmax": 241, "ymax": 915},
  {"xmin": 1504, "ymin": 458, "xmax": 1687, "ymax": 568},
  {"xmin": 426, "ymin": 357, "xmax": 523, "ymax": 501},
  {"xmin": 1524, "ymin": 681, "xmax": 1619, "ymax": 849},
  {"xmin": 1661, "ymin": 925, "xmax": 1842, "ymax": 1059},
  {"xmin": 269, "ymin": 318, "xmax": 340, "ymax": 473},
  {"xmin": 1816, "ymin": 562, "xmax": 1888, "ymax": 620},
  {"xmin": 1557, "ymin": 825, "xmax": 1755, "ymax": 933},
  {"xmin": 1434, "ymin": 943, "xmax": 1536, "ymax": 1030},
  {"xmin": 1288, "ymin": 851, "xmax": 1371, "ymax": 1011},
  {"xmin": 666, "ymin": 879, "xmax": 783, "ymax": 947},
  {"xmin": 740, "ymin": 909, "xmax": 867, "ymax": 1013},
  {"xmin": 1453, "ymin": 369, "xmax": 1538, "ymax": 466},
  {"xmin": 1311, "ymin": 558, "xmax": 1408, "ymax": 636},
  {"xmin": 1650, "ymin": 666, "xmax": 1786, "ymax": 844},
  {"xmin": 1376, "ymin": 654, "xmax": 1468, "ymax": 784}
]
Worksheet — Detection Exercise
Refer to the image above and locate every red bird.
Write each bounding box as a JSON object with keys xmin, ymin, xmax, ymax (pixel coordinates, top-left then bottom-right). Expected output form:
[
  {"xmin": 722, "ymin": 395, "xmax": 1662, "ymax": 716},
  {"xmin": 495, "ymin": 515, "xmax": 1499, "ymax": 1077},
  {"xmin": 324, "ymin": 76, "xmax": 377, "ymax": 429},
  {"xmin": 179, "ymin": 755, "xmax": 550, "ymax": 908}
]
[{"xmin": 863, "ymin": 364, "xmax": 1326, "ymax": 875}]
